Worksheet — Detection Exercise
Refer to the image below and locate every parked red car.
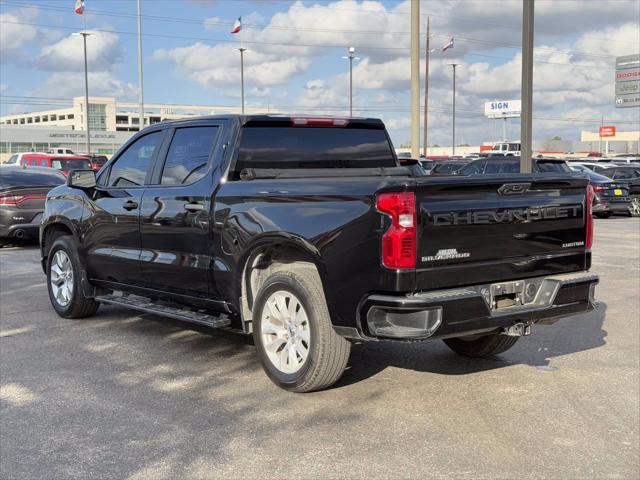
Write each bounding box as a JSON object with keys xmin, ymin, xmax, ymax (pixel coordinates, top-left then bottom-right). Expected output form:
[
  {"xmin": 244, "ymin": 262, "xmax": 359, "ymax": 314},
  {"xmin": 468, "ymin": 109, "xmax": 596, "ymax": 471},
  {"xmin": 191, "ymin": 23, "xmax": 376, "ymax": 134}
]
[{"xmin": 19, "ymin": 154, "xmax": 92, "ymax": 176}]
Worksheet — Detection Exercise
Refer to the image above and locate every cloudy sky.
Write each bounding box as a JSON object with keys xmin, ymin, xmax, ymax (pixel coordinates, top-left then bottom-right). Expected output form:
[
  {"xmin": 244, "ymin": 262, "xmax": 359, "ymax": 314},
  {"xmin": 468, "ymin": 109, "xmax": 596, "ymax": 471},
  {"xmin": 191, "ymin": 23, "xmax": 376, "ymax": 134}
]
[{"xmin": 1, "ymin": 0, "xmax": 639, "ymax": 146}]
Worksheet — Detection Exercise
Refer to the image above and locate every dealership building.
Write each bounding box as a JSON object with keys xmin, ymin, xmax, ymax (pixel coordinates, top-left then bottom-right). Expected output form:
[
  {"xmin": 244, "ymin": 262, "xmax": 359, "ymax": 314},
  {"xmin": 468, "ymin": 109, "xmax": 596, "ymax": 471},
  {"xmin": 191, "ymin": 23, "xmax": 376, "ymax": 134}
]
[{"xmin": 0, "ymin": 96, "xmax": 274, "ymax": 161}]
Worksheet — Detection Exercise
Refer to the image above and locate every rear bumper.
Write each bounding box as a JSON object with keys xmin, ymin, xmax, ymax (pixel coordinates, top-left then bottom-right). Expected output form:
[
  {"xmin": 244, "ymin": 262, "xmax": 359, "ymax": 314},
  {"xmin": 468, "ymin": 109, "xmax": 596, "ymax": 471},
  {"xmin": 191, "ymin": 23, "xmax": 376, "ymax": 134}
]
[
  {"xmin": 348, "ymin": 272, "xmax": 598, "ymax": 341},
  {"xmin": 593, "ymin": 199, "xmax": 631, "ymax": 214},
  {"xmin": 0, "ymin": 209, "xmax": 43, "ymax": 238}
]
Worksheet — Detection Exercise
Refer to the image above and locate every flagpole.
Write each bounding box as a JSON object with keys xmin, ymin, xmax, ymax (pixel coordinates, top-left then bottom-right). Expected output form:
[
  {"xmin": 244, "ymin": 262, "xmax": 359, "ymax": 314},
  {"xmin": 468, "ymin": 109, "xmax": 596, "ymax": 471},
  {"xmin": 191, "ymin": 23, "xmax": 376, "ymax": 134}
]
[
  {"xmin": 137, "ymin": 0, "xmax": 145, "ymax": 130},
  {"xmin": 82, "ymin": 32, "xmax": 91, "ymax": 154},
  {"xmin": 423, "ymin": 16, "xmax": 430, "ymax": 157},
  {"xmin": 239, "ymin": 48, "xmax": 246, "ymax": 114}
]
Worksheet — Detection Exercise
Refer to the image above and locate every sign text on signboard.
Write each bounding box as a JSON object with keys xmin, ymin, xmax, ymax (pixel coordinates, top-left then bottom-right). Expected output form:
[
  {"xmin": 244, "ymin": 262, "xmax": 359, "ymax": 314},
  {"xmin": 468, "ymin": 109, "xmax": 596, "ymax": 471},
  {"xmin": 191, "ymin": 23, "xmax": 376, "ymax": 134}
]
[
  {"xmin": 599, "ymin": 126, "xmax": 616, "ymax": 138},
  {"xmin": 484, "ymin": 100, "xmax": 521, "ymax": 119}
]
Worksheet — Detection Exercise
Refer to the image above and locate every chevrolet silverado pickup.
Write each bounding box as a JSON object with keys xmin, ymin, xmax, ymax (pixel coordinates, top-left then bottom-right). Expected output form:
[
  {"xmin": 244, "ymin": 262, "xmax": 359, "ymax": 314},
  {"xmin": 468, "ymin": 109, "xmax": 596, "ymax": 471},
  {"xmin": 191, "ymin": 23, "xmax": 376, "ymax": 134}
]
[{"xmin": 40, "ymin": 115, "xmax": 599, "ymax": 392}]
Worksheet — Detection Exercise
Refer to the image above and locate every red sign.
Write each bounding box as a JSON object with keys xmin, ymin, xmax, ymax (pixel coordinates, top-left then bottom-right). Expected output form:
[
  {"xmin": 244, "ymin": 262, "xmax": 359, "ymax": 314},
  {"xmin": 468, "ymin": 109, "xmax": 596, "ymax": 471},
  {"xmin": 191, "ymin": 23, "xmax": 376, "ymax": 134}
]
[{"xmin": 599, "ymin": 125, "xmax": 616, "ymax": 137}]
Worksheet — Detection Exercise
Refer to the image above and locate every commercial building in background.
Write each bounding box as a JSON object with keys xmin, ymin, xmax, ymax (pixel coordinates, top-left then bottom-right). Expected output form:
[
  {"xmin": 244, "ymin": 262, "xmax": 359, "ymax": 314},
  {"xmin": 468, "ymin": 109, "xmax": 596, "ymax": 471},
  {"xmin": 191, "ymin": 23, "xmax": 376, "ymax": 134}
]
[{"xmin": 0, "ymin": 96, "xmax": 277, "ymax": 161}]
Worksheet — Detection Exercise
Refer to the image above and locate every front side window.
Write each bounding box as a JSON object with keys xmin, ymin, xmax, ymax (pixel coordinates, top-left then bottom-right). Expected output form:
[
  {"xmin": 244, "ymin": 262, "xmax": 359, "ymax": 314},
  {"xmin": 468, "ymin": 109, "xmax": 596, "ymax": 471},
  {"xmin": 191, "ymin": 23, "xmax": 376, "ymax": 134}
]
[
  {"xmin": 160, "ymin": 126, "xmax": 218, "ymax": 185},
  {"xmin": 107, "ymin": 131, "xmax": 162, "ymax": 188}
]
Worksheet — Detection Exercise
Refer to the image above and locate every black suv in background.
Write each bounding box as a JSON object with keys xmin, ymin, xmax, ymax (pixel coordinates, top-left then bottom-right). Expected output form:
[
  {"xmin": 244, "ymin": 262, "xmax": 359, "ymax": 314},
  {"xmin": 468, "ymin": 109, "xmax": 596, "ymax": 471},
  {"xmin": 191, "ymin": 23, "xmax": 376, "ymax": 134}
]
[{"xmin": 458, "ymin": 156, "xmax": 570, "ymax": 175}]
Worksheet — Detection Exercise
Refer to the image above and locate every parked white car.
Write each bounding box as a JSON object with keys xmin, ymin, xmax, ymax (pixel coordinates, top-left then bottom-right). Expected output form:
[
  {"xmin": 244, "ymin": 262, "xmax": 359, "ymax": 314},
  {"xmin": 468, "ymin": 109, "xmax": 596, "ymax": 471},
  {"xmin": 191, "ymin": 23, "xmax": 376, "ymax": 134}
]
[
  {"xmin": 484, "ymin": 142, "xmax": 521, "ymax": 156},
  {"xmin": 48, "ymin": 148, "xmax": 75, "ymax": 155}
]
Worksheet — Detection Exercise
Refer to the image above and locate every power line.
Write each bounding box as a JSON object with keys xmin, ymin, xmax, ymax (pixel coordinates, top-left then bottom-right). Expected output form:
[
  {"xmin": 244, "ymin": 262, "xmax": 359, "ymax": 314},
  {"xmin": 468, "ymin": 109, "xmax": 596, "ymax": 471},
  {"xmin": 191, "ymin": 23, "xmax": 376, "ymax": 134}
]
[
  {"xmin": 0, "ymin": 1, "xmax": 627, "ymax": 59},
  {"xmin": 0, "ymin": 19, "xmax": 619, "ymax": 70}
]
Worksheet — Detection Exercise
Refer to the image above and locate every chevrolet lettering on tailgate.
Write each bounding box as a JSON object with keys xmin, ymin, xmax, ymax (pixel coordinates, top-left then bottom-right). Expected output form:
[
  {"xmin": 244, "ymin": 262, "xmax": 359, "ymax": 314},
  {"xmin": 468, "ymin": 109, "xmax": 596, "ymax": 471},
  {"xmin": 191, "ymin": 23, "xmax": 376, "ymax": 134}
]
[{"xmin": 432, "ymin": 205, "xmax": 582, "ymax": 226}]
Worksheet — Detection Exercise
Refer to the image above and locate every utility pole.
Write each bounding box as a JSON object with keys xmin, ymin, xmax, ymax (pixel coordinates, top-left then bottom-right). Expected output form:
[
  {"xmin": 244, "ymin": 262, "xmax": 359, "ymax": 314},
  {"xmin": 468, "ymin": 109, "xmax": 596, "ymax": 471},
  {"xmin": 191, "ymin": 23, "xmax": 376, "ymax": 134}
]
[
  {"xmin": 503, "ymin": 117, "xmax": 507, "ymax": 141},
  {"xmin": 410, "ymin": 0, "xmax": 420, "ymax": 159},
  {"xmin": 520, "ymin": 0, "xmax": 535, "ymax": 173},
  {"xmin": 342, "ymin": 47, "xmax": 359, "ymax": 116},
  {"xmin": 449, "ymin": 63, "xmax": 459, "ymax": 156},
  {"xmin": 238, "ymin": 47, "xmax": 247, "ymax": 114},
  {"xmin": 137, "ymin": 0, "xmax": 145, "ymax": 130},
  {"xmin": 75, "ymin": 31, "xmax": 92, "ymax": 154},
  {"xmin": 423, "ymin": 16, "xmax": 430, "ymax": 157}
]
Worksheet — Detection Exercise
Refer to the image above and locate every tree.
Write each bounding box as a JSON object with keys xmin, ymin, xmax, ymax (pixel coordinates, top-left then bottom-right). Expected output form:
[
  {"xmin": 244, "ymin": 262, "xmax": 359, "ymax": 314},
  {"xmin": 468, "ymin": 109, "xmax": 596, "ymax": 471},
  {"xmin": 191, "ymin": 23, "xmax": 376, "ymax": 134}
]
[{"xmin": 552, "ymin": 135, "xmax": 562, "ymax": 141}]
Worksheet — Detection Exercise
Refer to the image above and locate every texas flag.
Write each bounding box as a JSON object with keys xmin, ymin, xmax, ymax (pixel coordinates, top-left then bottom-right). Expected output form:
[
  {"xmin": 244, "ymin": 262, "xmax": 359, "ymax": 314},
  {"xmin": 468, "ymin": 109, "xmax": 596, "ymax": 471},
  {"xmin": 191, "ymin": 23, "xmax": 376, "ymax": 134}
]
[
  {"xmin": 441, "ymin": 37, "xmax": 454, "ymax": 52},
  {"xmin": 230, "ymin": 17, "xmax": 241, "ymax": 34},
  {"xmin": 74, "ymin": 0, "xmax": 85, "ymax": 15}
]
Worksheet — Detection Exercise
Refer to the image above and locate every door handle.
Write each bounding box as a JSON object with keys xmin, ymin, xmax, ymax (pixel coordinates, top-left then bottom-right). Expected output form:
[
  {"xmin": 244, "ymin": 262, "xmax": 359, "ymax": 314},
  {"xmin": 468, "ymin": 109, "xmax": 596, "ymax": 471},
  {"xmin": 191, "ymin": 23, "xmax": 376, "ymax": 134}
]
[
  {"xmin": 122, "ymin": 200, "xmax": 139, "ymax": 211},
  {"xmin": 184, "ymin": 202, "xmax": 204, "ymax": 212}
]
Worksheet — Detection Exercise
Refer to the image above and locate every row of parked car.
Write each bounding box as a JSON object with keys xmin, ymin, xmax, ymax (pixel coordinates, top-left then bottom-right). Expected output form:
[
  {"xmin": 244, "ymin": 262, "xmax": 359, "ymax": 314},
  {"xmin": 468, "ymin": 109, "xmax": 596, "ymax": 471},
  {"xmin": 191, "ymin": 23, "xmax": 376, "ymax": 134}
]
[
  {"xmin": 6, "ymin": 151, "xmax": 108, "ymax": 175},
  {"xmin": 400, "ymin": 154, "xmax": 640, "ymax": 218},
  {"xmin": 1, "ymin": 148, "xmax": 639, "ymax": 245}
]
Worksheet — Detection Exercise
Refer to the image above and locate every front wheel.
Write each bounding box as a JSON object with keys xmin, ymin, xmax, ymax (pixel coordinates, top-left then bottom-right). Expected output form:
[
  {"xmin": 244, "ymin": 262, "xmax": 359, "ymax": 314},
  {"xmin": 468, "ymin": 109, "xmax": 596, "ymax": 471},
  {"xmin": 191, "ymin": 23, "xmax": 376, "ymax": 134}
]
[
  {"xmin": 47, "ymin": 236, "xmax": 99, "ymax": 319},
  {"xmin": 443, "ymin": 333, "xmax": 519, "ymax": 358},
  {"xmin": 253, "ymin": 270, "xmax": 351, "ymax": 393}
]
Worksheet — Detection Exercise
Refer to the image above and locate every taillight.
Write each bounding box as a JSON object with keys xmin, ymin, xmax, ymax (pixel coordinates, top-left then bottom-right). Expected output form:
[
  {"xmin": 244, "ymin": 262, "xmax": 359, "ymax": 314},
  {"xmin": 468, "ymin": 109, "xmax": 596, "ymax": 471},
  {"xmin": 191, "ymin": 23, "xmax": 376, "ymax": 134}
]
[
  {"xmin": 376, "ymin": 192, "xmax": 416, "ymax": 269},
  {"xmin": 0, "ymin": 192, "xmax": 46, "ymax": 205},
  {"xmin": 586, "ymin": 184, "xmax": 594, "ymax": 249},
  {"xmin": 291, "ymin": 117, "xmax": 349, "ymax": 127},
  {"xmin": 0, "ymin": 193, "xmax": 19, "ymax": 205}
]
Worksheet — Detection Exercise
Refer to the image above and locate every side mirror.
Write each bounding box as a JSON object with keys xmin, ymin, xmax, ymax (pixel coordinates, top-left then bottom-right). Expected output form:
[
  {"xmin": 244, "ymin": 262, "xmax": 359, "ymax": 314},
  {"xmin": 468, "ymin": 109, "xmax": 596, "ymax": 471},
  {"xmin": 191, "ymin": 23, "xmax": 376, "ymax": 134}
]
[{"xmin": 67, "ymin": 169, "xmax": 96, "ymax": 189}]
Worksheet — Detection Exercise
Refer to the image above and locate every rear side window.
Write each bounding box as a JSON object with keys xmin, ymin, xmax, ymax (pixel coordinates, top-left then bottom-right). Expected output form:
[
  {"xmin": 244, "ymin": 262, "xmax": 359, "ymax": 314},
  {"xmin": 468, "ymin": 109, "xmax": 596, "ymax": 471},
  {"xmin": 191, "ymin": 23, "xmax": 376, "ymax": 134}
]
[
  {"xmin": 459, "ymin": 160, "xmax": 485, "ymax": 174},
  {"xmin": 236, "ymin": 125, "xmax": 396, "ymax": 172},
  {"xmin": 613, "ymin": 170, "xmax": 632, "ymax": 179},
  {"xmin": 484, "ymin": 161, "xmax": 518, "ymax": 174},
  {"xmin": 107, "ymin": 131, "xmax": 162, "ymax": 187},
  {"xmin": 161, "ymin": 126, "xmax": 218, "ymax": 185},
  {"xmin": 537, "ymin": 161, "xmax": 570, "ymax": 173}
]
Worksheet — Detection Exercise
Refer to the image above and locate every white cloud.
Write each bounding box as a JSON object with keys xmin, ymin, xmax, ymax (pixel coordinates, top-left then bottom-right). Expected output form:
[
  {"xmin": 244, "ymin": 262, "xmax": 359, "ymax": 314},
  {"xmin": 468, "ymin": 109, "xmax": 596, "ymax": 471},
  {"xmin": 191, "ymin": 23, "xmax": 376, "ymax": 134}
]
[
  {"xmin": 0, "ymin": 84, "xmax": 7, "ymax": 93},
  {"xmin": 0, "ymin": 8, "xmax": 39, "ymax": 58},
  {"xmin": 27, "ymin": 72, "xmax": 137, "ymax": 100},
  {"xmin": 153, "ymin": 42, "xmax": 310, "ymax": 89},
  {"xmin": 36, "ymin": 31, "xmax": 122, "ymax": 72}
]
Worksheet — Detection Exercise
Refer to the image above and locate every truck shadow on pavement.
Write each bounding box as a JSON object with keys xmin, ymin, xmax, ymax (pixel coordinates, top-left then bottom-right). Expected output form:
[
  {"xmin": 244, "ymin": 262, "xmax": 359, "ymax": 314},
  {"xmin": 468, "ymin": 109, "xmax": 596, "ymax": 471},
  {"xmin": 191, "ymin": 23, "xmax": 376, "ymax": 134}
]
[{"xmin": 335, "ymin": 302, "xmax": 608, "ymax": 388}]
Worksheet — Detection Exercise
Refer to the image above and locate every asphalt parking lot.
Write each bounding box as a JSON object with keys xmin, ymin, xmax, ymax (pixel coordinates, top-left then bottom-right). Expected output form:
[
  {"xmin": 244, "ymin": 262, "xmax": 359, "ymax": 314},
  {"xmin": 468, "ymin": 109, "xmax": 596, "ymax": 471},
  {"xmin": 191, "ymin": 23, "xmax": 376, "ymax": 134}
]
[{"xmin": 1, "ymin": 218, "xmax": 638, "ymax": 480}]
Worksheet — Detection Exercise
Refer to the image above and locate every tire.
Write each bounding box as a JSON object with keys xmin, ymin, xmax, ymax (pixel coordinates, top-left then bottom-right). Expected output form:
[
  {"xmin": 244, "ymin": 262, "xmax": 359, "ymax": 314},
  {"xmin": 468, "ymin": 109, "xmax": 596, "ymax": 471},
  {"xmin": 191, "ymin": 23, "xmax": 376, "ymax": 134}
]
[
  {"xmin": 253, "ymin": 269, "xmax": 351, "ymax": 393},
  {"xmin": 46, "ymin": 235, "xmax": 99, "ymax": 319},
  {"xmin": 594, "ymin": 212, "xmax": 610, "ymax": 219},
  {"xmin": 443, "ymin": 333, "xmax": 519, "ymax": 358}
]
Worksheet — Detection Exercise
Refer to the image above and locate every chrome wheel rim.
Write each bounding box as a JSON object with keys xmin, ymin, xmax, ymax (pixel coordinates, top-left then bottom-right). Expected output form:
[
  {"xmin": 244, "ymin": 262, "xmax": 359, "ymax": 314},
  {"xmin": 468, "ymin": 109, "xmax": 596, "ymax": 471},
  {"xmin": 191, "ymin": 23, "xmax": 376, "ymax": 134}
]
[
  {"xmin": 260, "ymin": 290, "xmax": 311, "ymax": 374},
  {"xmin": 50, "ymin": 250, "xmax": 74, "ymax": 307}
]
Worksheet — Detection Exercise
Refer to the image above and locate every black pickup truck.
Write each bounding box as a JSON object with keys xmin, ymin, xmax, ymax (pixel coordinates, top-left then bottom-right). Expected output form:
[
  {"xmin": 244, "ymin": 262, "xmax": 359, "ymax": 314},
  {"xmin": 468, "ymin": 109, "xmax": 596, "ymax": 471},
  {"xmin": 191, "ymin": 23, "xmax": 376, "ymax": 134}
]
[{"xmin": 40, "ymin": 115, "xmax": 598, "ymax": 392}]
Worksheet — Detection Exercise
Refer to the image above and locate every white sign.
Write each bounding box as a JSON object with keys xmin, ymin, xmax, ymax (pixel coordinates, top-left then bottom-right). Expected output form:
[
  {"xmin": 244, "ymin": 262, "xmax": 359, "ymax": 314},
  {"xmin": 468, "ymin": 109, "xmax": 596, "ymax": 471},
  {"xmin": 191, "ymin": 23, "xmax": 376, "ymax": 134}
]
[
  {"xmin": 615, "ymin": 54, "xmax": 640, "ymax": 109},
  {"xmin": 484, "ymin": 100, "xmax": 521, "ymax": 119}
]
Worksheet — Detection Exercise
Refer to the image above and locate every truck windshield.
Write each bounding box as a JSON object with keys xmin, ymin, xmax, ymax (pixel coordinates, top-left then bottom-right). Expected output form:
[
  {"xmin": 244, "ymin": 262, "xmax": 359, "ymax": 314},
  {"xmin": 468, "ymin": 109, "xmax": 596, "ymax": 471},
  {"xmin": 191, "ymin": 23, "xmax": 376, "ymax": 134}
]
[{"xmin": 236, "ymin": 125, "xmax": 396, "ymax": 171}]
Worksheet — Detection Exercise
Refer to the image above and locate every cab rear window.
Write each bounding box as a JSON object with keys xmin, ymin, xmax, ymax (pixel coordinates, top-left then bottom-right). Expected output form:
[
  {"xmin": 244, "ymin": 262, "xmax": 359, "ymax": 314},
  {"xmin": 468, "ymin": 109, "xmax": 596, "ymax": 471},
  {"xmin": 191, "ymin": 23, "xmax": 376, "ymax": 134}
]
[{"xmin": 236, "ymin": 125, "xmax": 396, "ymax": 172}]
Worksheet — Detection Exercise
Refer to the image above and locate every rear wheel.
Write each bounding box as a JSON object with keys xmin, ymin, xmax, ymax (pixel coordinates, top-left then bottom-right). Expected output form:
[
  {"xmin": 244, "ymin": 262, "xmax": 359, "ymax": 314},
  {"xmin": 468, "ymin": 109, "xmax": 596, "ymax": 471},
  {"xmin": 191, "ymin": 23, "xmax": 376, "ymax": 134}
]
[
  {"xmin": 253, "ymin": 269, "xmax": 350, "ymax": 392},
  {"xmin": 47, "ymin": 236, "xmax": 99, "ymax": 318},
  {"xmin": 443, "ymin": 333, "xmax": 519, "ymax": 358}
]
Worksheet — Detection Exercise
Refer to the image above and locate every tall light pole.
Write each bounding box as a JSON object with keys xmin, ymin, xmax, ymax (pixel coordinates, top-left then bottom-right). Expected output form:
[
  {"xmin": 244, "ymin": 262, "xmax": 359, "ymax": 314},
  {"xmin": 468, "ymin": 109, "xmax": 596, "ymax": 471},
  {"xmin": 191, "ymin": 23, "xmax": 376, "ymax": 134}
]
[
  {"xmin": 449, "ymin": 63, "xmax": 459, "ymax": 156},
  {"xmin": 342, "ymin": 47, "xmax": 359, "ymax": 116},
  {"xmin": 238, "ymin": 47, "xmax": 247, "ymax": 114},
  {"xmin": 410, "ymin": 0, "xmax": 420, "ymax": 159},
  {"xmin": 137, "ymin": 0, "xmax": 145, "ymax": 130},
  {"xmin": 423, "ymin": 16, "xmax": 430, "ymax": 157},
  {"xmin": 520, "ymin": 0, "xmax": 535, "ymax": 173},
  {"xmin": 73, "ymin": 31, "xmax": 92, "ymax": 154}
]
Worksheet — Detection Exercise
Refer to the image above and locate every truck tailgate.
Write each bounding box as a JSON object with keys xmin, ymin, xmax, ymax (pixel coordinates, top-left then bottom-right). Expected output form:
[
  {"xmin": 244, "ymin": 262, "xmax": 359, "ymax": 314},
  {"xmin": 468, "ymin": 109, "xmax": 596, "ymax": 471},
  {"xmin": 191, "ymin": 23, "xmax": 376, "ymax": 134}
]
[{"xmin": 413, "ymin": 175, "xmax": 590, "ymax": 290}]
